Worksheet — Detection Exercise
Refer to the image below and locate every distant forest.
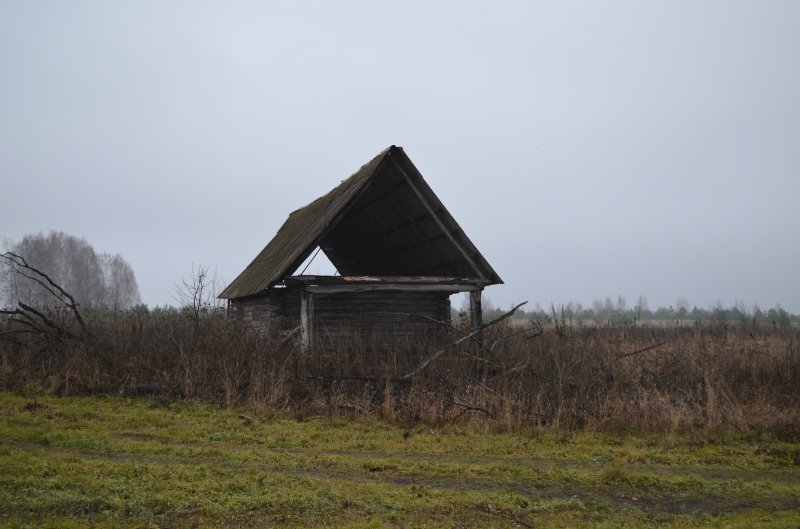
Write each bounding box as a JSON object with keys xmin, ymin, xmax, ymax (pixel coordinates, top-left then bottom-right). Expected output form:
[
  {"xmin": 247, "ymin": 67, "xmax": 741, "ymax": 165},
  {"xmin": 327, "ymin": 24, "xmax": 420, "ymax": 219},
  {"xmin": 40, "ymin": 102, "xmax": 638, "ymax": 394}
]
[{"xmin": 475, "ymin": 296, "xmax": 798, "ymax": 328}]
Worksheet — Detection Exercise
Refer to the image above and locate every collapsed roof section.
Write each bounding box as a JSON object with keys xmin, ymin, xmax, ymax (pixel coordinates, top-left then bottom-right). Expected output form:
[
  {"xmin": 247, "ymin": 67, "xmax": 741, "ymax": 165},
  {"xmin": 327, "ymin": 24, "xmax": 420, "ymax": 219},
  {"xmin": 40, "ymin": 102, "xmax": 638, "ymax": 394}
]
[{"xmin": 219, "ymin": 146, "xmax": 502, "ymax": 300}]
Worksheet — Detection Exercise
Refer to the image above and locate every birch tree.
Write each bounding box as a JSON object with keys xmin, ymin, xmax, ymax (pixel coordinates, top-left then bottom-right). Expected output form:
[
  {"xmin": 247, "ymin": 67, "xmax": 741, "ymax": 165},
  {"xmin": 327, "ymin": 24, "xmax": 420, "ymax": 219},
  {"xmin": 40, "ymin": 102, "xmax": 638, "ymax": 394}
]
[{"xmin": 1, "ymin": 231, "xmax": 141, "ymax": 309}]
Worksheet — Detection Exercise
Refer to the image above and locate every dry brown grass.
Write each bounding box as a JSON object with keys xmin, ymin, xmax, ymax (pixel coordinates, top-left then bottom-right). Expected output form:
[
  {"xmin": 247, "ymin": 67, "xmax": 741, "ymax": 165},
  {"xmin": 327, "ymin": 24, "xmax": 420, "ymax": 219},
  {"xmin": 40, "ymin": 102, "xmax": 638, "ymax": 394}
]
[{"xmin": 1, "ymin": 310, "xmax": 798, "ymax": 435}]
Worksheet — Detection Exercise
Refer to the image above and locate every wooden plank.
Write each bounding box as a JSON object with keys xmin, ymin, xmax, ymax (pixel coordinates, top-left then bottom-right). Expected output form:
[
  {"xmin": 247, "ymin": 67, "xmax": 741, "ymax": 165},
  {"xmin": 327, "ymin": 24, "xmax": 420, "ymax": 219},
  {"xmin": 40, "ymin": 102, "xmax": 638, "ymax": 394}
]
[
  {"xmin": 306, "ymin": 283, "xmax": 479, "ymax": 294},
  {"xmin": 288, "ymin": 275, "xmax": 489, "ymax": 285},
  {"xmin": 300, "ymin": 289, "xmax": 314, "ymax": 357}
]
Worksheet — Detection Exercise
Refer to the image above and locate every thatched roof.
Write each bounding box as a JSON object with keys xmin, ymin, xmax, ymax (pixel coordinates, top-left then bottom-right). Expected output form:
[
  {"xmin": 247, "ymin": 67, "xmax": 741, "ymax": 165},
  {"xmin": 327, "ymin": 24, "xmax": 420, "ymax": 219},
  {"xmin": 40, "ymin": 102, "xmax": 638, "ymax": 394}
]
[{"xmin": 219, "ymin": 146, "xmax": 501, "ymax": 300}]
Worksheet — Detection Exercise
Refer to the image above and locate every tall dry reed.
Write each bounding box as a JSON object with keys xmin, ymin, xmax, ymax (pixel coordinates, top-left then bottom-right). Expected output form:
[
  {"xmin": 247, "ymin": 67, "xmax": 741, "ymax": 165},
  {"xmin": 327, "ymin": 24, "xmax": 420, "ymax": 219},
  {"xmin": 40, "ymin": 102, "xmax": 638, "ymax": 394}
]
[{"xmin": 1, "ymin": 310, "xmax": 798, "ymax": 434}]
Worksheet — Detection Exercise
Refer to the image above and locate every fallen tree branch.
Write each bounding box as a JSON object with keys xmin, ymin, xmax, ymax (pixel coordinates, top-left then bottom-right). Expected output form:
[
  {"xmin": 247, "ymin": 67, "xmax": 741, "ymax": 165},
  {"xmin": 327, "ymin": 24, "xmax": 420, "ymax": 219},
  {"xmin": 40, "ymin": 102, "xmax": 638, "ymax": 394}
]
[
  {"xmin": 617, "ymin": 341, "xmax": 666, "ymax": 359},
  {"xmin": 456, "ymin": 349, "xmax": 498, "ymax": 367},
  {"xmin": 466, "ymin": 374, "xmax": 496, "ymax": 394},
  {"xmin": 488, "ymin": 325, "xmax": 542, "ymax": 352},
  {"xmin": 0, "ymin": 251, "xmax": 85, "ymax": 331},
  {"xmin": 451, "ymin": 400, "xmax": 491, "ymax": 420},
  {"xmin": 1, "ymin": 308, "xmax": 47, "ymax": 334},
  {"xmin": 400, "ymin": 302, "xmax": 527, "ymax": 381},
  {"xmin": 376, "ymin": 310, "xmax": 495, "ymax": 357},
  {"xmin": 18, "ymin": 302, "xmax": 77, "ymax": 338}
]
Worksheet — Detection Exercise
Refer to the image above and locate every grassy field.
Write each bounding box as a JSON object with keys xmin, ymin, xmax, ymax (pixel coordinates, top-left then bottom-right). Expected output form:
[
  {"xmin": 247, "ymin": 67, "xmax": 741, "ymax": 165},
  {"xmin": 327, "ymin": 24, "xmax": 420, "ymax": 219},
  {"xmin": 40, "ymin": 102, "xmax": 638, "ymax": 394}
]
[{"xmin": 0, "ymin": 392, "xmax": 798, "ymax": 528}]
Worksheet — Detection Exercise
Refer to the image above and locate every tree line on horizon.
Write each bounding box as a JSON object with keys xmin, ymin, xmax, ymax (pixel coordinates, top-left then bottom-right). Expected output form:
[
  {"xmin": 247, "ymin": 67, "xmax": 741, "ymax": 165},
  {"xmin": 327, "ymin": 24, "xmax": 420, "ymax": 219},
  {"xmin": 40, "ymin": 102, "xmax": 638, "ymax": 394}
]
[
  {"xmin": 477, "ymin": 295, "xmax": 798, "ymax": 328},
  {"xmin": 3, "ymin": 230, "xmax": 796, "ymax": 330}
]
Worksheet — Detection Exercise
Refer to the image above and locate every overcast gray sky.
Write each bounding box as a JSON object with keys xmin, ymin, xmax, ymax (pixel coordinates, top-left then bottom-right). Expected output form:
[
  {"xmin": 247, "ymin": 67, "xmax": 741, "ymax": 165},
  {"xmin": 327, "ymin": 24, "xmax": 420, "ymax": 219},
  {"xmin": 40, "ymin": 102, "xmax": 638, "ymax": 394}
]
[{"xmin": 1, "ymin": 1, "xmax": 799, "ymax": 312}]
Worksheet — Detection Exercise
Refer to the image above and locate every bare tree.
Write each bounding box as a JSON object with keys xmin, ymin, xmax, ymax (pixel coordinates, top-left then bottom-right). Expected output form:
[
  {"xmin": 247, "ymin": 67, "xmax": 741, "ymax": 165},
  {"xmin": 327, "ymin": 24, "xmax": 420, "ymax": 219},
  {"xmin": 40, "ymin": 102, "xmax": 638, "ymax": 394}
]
[
  {"xmin": 99, "ymin": 253, "xmax": 141, "ymax": 309},
  {"xmin": 0, "ymin": 231, "xmax": 141, "ymax": 309},
  {"xmin": 174, "ymin": 264, "xmax": 223, "ymax": 322}
]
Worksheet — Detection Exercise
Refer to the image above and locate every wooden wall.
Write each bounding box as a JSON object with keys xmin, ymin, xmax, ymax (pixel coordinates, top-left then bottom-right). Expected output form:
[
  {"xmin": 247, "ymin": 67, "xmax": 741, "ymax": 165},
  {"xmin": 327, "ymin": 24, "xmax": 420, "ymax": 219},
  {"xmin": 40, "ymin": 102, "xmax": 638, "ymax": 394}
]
[
  {"xmin": 230, "ymin": 287, "xmax": 451, "ymax": 341},
  {"xmin": 230, "ymin": 288, "xmax": 299, "ymax": 334}
]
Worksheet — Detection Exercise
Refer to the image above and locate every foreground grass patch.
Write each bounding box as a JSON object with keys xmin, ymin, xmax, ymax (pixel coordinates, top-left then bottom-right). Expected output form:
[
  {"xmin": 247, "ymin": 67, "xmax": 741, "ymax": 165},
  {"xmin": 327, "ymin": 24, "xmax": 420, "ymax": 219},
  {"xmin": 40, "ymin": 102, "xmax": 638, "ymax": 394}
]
[{"xmin": 0, "ymin": 393, "xmax": 798, "ymax": 528}]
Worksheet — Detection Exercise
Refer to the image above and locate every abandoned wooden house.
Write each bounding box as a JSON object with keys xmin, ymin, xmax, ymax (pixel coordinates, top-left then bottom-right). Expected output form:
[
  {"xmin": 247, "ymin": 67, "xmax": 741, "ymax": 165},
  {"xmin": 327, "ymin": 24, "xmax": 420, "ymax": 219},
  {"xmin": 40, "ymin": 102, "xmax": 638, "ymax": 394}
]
[{"xmin": 219, "ymin": 145, "xmax": 502, "ymax": 350}]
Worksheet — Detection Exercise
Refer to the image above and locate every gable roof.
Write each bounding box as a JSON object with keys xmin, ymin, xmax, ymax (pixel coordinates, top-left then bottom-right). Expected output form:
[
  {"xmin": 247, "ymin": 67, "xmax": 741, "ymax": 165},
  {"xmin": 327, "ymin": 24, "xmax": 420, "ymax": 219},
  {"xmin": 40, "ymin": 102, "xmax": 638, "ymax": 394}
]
[{"xmin": 219, "ymin": 146, "xmax": 502, "ymax": 300}]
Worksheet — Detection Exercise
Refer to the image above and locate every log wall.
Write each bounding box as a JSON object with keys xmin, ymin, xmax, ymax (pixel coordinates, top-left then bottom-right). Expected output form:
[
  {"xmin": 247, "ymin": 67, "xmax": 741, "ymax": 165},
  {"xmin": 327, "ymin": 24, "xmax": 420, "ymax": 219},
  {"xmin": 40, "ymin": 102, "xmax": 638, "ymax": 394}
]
[{"xmin": 231, "ymin": 287, "xmax": 451, "ymax": 341}]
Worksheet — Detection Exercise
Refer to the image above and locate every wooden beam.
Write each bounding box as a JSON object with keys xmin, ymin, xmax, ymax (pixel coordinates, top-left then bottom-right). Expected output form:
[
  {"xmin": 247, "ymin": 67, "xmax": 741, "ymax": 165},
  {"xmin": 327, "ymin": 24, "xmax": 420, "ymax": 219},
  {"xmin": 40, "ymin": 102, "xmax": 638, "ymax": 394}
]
[
  {"xmin": 306, "ymin": 283, "xmax": 480, "ymax": 294},
  {"xmin": 300, "ymin": 289, "xmax": 314, "ymax": 357},
  {"xmin": 390, "ymin": 156, "xmax": 486, "ymax": 280},
  {"xmin": 288, "ymin": 275, "xmax": 489, "ymax": 286}
]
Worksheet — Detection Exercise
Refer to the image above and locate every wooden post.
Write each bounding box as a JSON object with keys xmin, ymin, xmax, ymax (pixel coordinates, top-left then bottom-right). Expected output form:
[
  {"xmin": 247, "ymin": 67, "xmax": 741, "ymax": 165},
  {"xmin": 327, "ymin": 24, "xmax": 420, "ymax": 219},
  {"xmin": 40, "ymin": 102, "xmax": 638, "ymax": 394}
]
[
  {"xmin": 470, "ymin": 289, "xmax": 483, "ymax": 339},
  {"xmin": 300, "ymin": 288, "xmax": 314, "ymax": 359}
]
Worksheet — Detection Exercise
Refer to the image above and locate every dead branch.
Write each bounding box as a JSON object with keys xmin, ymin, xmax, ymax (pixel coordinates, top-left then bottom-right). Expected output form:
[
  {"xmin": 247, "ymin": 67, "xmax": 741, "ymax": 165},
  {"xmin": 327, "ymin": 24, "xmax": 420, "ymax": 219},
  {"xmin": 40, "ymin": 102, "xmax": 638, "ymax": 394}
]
[
  {"xmin": 1, "ymin": 308, "xmax": 47, "ymax": 335},
  {"xmin": 451, "ymin": 400, "xmax": 492, "ymax": 420},
  {"xmin": 0, "ymin": 251, "xmax": 85, "ymax": 331},
  {"xmin": 488, "ymin": 325, "xmax": 542, "ymax": 351},
  {"xmin": 17, "ymin": 302, "xmax": 78, "ymax": 338},
  {"xmin": 466, "ymin": 374, "xmax": 496, "ymax": 393},
  {"xmin": 0, "ymin": 307, "xmax": 37, "ymax": 325},
  {"xmin": 376, "ymin": 310, "xmax": 495, "ymax": 356},
  {"xmin": 617, "ymin": 341, "xmax": 666, "ymax": 359},
  {"xmin": 456, "ymin": 349, "xmax": 498, "ymax": 367},
  {"xmin": 400, "ymin": 302, "xmax": 527, "ymax": 381}
]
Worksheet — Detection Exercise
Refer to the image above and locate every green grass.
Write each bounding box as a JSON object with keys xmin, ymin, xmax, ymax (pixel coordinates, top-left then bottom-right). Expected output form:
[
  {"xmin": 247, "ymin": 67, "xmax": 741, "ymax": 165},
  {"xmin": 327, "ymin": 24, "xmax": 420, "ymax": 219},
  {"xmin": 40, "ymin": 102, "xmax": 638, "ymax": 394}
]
[{"xmin": 0, "ymin": 393, "xmax": 798, "ymax": 528}]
